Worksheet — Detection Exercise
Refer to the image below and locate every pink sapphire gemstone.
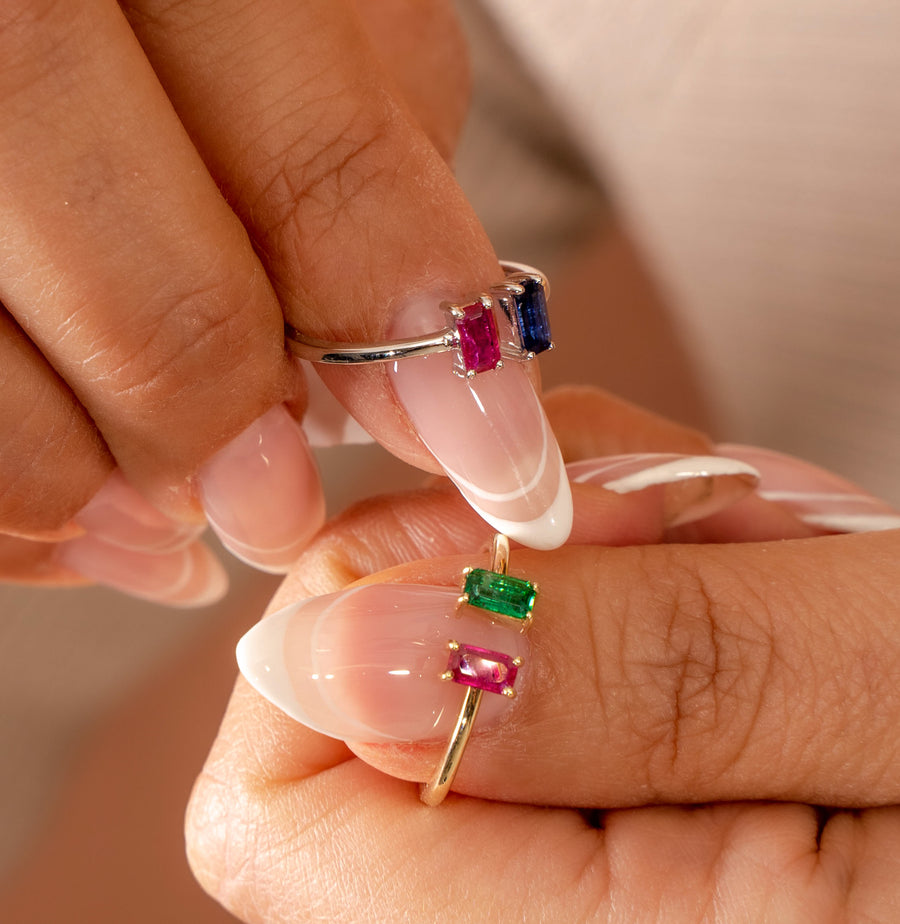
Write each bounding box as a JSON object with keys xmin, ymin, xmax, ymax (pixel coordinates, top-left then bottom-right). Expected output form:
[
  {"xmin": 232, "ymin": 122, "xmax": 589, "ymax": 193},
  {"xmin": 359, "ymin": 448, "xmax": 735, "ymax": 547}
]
[
  {"xmin": 455, "ymin": 302, "xmax": 501, "ymax": 374},
  {"xmin": 447, "ymin": 643, "xmax": 519, "ymax": 695}
]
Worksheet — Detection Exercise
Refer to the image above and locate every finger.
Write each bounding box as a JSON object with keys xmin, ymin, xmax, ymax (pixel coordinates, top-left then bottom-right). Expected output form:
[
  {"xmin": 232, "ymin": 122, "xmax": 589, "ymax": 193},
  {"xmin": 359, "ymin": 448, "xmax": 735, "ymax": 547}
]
[
  {"xmin": 0, "ymin": 1, "xmax": 318, "ymax": 560},
  {"xmin": 542, "ymin": 387, "xmax": 897, "ymax": 542},
  {"xmin": 0, "ymin": 528, "xmax": 227, "ymax": 606},
  {"xmin": 721, "ymin": 443, "xmax": 900, "ymax": 534},
  {"xmin": 240, "ymin": 527, "xmax": 900, "ymax": 808},
  {"xmin": 188, "ymin": 680, "xmax": 900, "ymax": 922},
  {"xmin": 55, "ymin": 534, "xmax": 228, "ymax": 608},
  {"xmin": 0, "ymin": 308, "xmax": 110, "ymax": 539},
  {"xmin": 351, "ymin": 0, "xmax": 470, "ymax": 162},
  {"xmin": 122, "ymin": 0, "xmax": 571, "ymax": 549},
  {"xmin": 0, "ymin": 533, "xmax": 84, "ymax": 584},
  {"xmin": 0, "ymin": 306, "xmax": 214, "ymax": 566},
  {"xmin": 543, "ymin": 384, "xmax": 713, "ymax": 460}
]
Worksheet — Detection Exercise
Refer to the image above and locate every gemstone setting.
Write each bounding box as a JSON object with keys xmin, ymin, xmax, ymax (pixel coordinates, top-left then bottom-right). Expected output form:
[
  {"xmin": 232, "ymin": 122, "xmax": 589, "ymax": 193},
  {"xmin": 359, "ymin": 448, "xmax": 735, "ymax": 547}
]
[
  {"xmin": 461, "ymin": 568, "xmax": 536, "ymax": 624},
  {"xmin": 444, "ymin": 641, "xmax": 521, "ymax": 696},
  {"xmin": 452, "ymin": 300, "xmax": 501, "ymax": 375},
  {"xmin": 511, "ymin": 276, "xmax": 552, "ymax": 354}
]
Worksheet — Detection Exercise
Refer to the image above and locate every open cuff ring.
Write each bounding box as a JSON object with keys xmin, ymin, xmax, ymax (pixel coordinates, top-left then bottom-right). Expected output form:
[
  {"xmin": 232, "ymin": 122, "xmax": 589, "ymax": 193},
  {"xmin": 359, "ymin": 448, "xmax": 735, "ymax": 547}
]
[
  {"xmin": 285, "ymin": 261, "xmax": 553, "ymax": 378},
  {"xmin": 420, "ymin": 532, "xmax": 538, "ymax": 806}
]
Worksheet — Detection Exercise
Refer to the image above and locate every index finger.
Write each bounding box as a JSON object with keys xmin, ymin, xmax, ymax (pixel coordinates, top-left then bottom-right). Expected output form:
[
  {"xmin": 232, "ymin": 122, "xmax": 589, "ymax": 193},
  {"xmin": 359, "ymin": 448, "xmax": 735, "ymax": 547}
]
[{"xmin": 125, "ymin": 0, "xmax": 572, "ymax": 549}]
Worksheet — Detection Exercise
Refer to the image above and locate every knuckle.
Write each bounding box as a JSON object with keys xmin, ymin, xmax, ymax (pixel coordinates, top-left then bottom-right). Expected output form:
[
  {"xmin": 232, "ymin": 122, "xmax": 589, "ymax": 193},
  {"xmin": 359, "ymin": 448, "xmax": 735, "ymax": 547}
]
[
  {"xmin": 82, "ymin": 258, "xmax": 283, "ymax": 453},
  {"xmin": 627, "ymin": 549, "xmax": 778, "ymax": 794}
]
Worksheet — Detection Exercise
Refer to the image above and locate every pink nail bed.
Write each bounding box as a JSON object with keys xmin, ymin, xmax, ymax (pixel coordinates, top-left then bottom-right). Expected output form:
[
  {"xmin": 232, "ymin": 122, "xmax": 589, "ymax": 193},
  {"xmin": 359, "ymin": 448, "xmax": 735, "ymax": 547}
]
[
  {"xmin": 76, "ymin": 470, "xmax": 203, "ymax": 552},
  {"xmin": 389, "ymin": 300, "xmax": 572, "ymax": 551},
  {"xmin": 199, "ymin": 405, "xmax": 325, "ymax": 573},
  {"xmin": 57, "ymin": 535, "xmax": 228, "ymax": 607},
  {"xmin": 237, "ymin": 583, "xmax": 529, "ymax": 743}
]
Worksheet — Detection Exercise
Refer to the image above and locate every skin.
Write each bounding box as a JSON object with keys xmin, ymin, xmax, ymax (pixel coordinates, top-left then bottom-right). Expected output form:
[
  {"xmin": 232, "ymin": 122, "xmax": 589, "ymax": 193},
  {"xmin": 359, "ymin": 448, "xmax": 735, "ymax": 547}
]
[
  {"xmin": 2, "ymin": 3, "xmax": 898, "ymax": 919},
  {"xmin": 0, "ymin": 0, "xmax": 488, "ymax": 570},
  {"xmin": 180, "ymin": 388, "xmax": 900, "ymax": 923}
]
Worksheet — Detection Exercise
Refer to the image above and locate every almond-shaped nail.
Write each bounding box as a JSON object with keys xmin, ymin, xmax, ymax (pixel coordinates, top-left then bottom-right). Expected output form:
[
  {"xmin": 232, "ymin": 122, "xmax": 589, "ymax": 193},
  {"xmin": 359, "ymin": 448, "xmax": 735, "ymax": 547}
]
[
  {"xmin": 568, "ymin": 453, "xmax": 760, "ymax": 526},
  {"xmin": 75, "ymin": 470, "xmax": 204, "ymax": 553},
  {"xmin": 718, "ymin": 444, "xmax": 900, "ymax": 533},
  {"xmin": 198, "ymin": 405, "xmax": 326, "ymax": 573},
  {"xmin": 56, "ymin": 536, "xmax": 228, "ymax": 607},
  {"xmin": 237, "ymin": 583, "xmax": 529, "ymax": 742},
  {"xmin": 389, "ymin": 301, "xmax": 572, "ymax": 550}
]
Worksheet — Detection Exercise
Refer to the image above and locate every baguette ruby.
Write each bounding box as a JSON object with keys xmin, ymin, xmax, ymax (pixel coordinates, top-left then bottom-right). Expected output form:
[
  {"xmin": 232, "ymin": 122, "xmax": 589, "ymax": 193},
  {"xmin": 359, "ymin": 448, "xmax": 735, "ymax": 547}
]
[
  {"xmin": 455, "ymin": 302, "xmax": 501, "ymax": 374},
  {"xmin": 446, "ymin": 643, "xmax": 519, "ymax": 695}
]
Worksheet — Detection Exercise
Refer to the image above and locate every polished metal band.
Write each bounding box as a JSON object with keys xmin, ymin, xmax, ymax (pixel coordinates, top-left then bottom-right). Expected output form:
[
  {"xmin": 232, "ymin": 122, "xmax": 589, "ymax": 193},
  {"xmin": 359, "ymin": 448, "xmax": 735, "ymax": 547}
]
[
  {"xmin": 420, "ymin": 534, "xmax": 526, "ymax": 807},
  {"xmin": 284, "ymin": 261, "xmax": 550, "ymax": 373}
]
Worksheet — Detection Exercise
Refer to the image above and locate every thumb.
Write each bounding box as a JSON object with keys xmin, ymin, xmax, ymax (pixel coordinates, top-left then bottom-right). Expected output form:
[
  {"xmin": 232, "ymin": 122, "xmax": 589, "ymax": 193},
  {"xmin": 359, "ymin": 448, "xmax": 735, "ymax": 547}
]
[{"xmin": 239, "ymin": 528, "xmax": 900, "ymax": 808}]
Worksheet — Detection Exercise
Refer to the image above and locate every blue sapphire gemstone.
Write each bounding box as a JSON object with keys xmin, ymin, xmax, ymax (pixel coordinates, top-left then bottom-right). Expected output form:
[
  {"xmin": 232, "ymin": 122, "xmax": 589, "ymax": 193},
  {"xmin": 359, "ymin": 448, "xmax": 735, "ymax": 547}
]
[{"xmin": 512, "ymin": 278, "xmax": 552, "ymax": 354}]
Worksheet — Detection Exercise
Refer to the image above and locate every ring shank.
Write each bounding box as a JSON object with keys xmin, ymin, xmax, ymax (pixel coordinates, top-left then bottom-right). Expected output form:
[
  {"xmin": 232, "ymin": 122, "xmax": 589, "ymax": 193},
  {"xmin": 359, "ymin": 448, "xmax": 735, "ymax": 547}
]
[
  {"xmin": 283, "ymin": 261, "xmax": 547, "ymax": 365},
  {"xmin": 284, "ymin": 326, "xmax": 455, "ymax": 364},
  {"xmin": 420, "ymin": 686, "xmax": 483, "ymax": 807}
]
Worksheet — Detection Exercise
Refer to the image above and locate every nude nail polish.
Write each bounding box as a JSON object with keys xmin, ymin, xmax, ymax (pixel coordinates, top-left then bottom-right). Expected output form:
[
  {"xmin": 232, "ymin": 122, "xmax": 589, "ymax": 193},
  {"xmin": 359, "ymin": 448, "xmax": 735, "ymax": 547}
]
[
  {"xmin": 389, "ymin": 300, "xmax": 572, "ymax": 550},
  {"xmin": 237, "ymin": 583, "xmax": 529, "ymax": 742},
  {"xmin": 718, "ymin": 444, "xmax": 900, "ymax": 533},
  {"xmin": 75, "ymin": 470, "xmax": 203, "ymax": 552},
  {"xmin": 568, "ymin": 453, "xmax": 760, "ymax": 526},
  {"xmin": 56, "ymin": 536, "xmax": 228, "ymax": 607},
  {"xmin": 198, "ymin": 405, "xmax": 326, "ymax": 573}
]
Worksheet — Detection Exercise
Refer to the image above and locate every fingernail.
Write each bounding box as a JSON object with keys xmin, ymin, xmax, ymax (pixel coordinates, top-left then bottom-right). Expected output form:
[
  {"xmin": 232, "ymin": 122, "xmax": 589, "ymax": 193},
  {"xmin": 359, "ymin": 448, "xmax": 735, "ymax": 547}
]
[
  {"xmin": 56, "ymin": 537, "xmax": 229, "ymax": 607},
  {"xmin": 75, "ymin": 470, "xmax": 204, "ymax": 552},
  {"xmin": 298, "ymin": 359, "xmax": 375, "ymax": 447},
  {"xmin": 568, "ymin": 453, "xmax": 760, "ymax": 526},
  {"xmin": 718, "ymin": 444, "xmax": 900, "ymax": 533},
  {"xmin": 198, "ymin": 405, "xmax": 326, "ymax": 573},
  {"xmin": 389, "ymin": 300, "xmax": 572, "ymax": 550},
  {"xmin": 237, "ymin": 583, "xmax": 529, "ymax": 742}
]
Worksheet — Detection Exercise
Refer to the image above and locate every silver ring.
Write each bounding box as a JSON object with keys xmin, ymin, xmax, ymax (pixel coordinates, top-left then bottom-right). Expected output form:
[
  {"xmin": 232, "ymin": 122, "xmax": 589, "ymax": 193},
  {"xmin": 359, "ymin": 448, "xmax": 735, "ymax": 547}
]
[{"xmin": 284, "ymin": 261, "xmax": 553, "ymax": 378}]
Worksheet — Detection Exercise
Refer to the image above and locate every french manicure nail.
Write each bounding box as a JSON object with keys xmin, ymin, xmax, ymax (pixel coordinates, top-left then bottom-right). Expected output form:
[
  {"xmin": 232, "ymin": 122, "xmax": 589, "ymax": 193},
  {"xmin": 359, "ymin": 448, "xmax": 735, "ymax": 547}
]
[
  {"xmin": 568, "ymin": 453, "xmax": 760, "ymax": 526},
  {"xmin": 237, "ymin": 583, "xmax": 529, "ymax": 742},
  {"xmin": 198, "ymin": 405, "xmax": 326, "ymax": 573},
  {"xmin": 717, "ymin": 444, "xmax": 900, "ymax": 533},
  {"xmin": 56, "ymin": 536, "xmax": 229, "ymax": 607},
  {"xmin": 389, "ymin": 300, "xmax": 572, "ymax": 550},
  {"xmin": 298, "ymin": 359, "xmax": 375, "ymax": 447},
  {"xmin": 75, "ymin": 470, "xmax": 203, "ymax": 553}
]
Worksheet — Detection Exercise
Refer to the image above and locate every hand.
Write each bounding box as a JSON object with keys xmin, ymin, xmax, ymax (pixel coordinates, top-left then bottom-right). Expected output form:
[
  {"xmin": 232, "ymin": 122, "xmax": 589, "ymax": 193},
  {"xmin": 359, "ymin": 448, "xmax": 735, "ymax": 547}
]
[
  {"xmin": 1, "ymin": 0, "xmax": 568, "ymax": 604},
  {"xmin": 185, "ymin": 387, "xmax": 900, "ymax": 921}
]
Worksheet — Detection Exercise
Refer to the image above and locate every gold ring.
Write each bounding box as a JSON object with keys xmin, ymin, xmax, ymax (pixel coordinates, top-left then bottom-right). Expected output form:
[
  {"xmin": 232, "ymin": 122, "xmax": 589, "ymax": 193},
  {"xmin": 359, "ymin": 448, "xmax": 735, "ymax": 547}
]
[{"xmin": 420, "ymin": 533, "xmax": 537, "ymax": 806}]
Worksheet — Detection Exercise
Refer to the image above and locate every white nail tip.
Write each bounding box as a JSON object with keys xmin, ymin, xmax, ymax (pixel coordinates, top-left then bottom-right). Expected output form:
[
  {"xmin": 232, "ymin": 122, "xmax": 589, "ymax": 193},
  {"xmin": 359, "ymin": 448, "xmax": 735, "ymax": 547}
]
[
  {"xmin": 574, "ymin": 456, "xmax": 760, "ymax": 493},
  {"xmin": 206, "ymin": 523, "xmax": 300, "ymax": 574},
  {"xmin": 796, "ymin": 513, "xmax": 900, "ymax": 533},
  {"xmin": 237, "ymin": 603, "xmax": 310, "ymax": 724},
  {"xmin": 236, "ymin": 597, "xmax": 383, "ymax": 740},
  {"xmin": 471, "ymin": 455, "xmax": 573, "ymax": 550}
]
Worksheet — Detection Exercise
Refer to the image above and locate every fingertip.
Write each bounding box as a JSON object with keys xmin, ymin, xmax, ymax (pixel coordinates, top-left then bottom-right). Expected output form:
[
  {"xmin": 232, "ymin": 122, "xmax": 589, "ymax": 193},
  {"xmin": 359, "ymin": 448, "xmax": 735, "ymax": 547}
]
[
  {"xmin": 199, "ymin": 404, "xmax": 326, "ymax": 572},
  {"xmin": 55, "ymin": 535, "xmax": 229, "ymax": 608},
  {"xmin": 75, "ymin": 470, "xmax": 205, "ymax": 553}
]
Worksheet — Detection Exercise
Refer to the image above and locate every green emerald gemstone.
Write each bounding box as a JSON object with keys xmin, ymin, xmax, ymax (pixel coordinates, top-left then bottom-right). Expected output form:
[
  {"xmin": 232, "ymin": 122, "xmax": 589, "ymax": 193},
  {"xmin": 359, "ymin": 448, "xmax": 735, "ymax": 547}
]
[{"xmin": 463, "ymin": 568, "xmax": 536, "ymax": 621}]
